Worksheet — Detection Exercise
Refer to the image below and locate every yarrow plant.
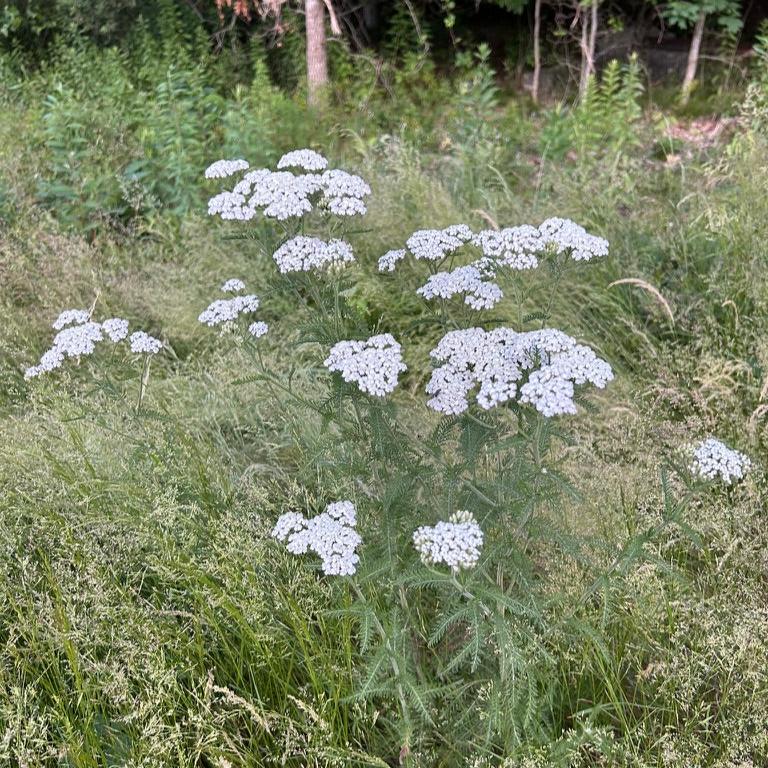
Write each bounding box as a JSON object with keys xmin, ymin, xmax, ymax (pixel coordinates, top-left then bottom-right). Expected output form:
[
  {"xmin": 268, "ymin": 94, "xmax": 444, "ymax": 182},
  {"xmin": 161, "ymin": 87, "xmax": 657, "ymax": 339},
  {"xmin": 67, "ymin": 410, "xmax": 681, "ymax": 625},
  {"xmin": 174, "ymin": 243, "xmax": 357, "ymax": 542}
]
[
  {"xmin": 201, "ymin": 147, "xmax": 625, "ymax": 755},
  {"xmin": 690, "ymin": 437, "xmax": 752, "ymax": 484},
  {"xmin": 25, "ymin": 307, "xmax": 164, "ymax": 414}
]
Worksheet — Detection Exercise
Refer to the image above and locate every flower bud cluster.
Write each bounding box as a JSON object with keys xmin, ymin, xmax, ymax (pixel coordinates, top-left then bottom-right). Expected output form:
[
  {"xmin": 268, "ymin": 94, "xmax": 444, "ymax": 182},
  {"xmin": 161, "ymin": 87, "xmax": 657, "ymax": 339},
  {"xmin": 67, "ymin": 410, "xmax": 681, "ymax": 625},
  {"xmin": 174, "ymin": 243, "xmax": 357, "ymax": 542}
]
[
  {"xmin": 690, "ymin": 438, "xmax": 752, "ymax": 484},
  {"xmin": 426, "ymin": 327, "xmax": 613, "ymax": 416},
  {"xmin": 272, "ymin": 500, "xmax": 362, "ymax": 576},
  {"xmin": 413, "ymin": 511, "xmax": 484, "ymax": 572},
  {"xmin": 324, "ymin": 333, "xmax": 407, "ymax": 396}
]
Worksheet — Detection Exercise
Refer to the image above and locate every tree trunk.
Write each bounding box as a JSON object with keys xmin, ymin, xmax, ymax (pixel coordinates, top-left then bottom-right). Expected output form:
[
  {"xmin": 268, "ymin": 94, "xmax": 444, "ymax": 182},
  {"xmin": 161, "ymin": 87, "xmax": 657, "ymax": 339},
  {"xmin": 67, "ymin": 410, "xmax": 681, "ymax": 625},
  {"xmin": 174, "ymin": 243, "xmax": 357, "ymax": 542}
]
[
  {"xmin": 588, "ymin": 0, "xmax": 598, "ymax": 73},
  {"xmin": 681, "ymin": 10, "xmax": 706, "ymax": 105},
  {"xmin": 578, "ymin": 3, "xmax": 591, "ymax": 98},
  {"xmin": 532, "ymin": 0, "xmax": 542, "ymax": 104},
  {"xmin": 305, "ymin": 0, "xmax": 328, "ymax": 106}
]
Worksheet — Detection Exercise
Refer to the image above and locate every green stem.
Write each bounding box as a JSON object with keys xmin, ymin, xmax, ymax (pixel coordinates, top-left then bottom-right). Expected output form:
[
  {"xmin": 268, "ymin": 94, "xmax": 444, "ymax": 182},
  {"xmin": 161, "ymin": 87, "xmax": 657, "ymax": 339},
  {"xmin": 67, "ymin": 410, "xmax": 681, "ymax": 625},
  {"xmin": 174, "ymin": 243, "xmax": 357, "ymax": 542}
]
[{"xmin": 136, "ymin": 356, "xmax": 151, "ymax": 414}]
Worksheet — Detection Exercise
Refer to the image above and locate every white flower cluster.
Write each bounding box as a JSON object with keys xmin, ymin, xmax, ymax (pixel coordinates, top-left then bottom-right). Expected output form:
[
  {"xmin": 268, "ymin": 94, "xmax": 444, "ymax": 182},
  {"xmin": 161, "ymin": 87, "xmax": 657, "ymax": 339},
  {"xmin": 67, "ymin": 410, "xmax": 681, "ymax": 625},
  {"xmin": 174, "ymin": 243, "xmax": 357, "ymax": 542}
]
[
  {"xmin": 272, "ymin": 500, "xmax": 362, "ymax": 576},
  {"xmin": 26, "ymin": 311, "xmax": 157, "ymax": 378},
  {"xmin": 277, "ymin": 148, "xmax": 329, "ymax": 171},
  {"xmin": 272, "ymin": 236, "xmax": 355, "ymax": 274},
  {"xmin": 199, "ymin": 293, "xmax": 261, "ymax": 327},
  {"xmin": 249, "ymin": 321, "xmax": 269, "ymax": 339},
  {"xmin": 324, "ymin": 333, "xmax": 407, "ymax": 396},
  {"xmin": 537, "ymin": 217, "xmax": 609, "ymax": 262},
  {"xmin": 377, "ymin": 249, "xmax": 407, "ymax": 273},
  {"xmin": 206, "ymin": 153, "xmax": 371, "ymax": 222},
  {"xmin": 102, "ymin": 318, "xmax": 129, "ymax": 342},
  {"xmin": 198, "ymin": 280, "xmax": 267, "ymax": 338},
  {"xmin": 690, "ymin": 438, "xmax": 752, "ymax": 485},
  {"xmin": 221, "ymin": 278, "xmax": 246, "ymax": 293},
  {"xmin": 417, "ymin": 262, "xmax": 503, "ymax": 310},
  {"xmin": 412, "ymin": 510, "xmax": 484, "ymax": 572},
  {"xmin": 318, "ymin": 169, "xmax": 371, "ymax": 217},
  {"xmin": 405, "ymin": 224, "xmax": 474, "ymax": 262},
  {"xmin": 426, "ymin": 327, "xmax": 613, "ymax": 417},
  {"xmin": 52, "ymin": 308, "xmax": 91, "ymax": 330},
  {"xmin": 204, "ymin": 159, "xmax": 249, "ymax": 179},
  {"xmin": 129, "ymin": 331, "xmax": 162, "ymax": 355},
  {"xmin": 471, "ymin": 226, "xmax": 543, "ymax": 270},
  {"xmin": 381, "ymin": 219, "xmax": 608, "ymax": 276}
]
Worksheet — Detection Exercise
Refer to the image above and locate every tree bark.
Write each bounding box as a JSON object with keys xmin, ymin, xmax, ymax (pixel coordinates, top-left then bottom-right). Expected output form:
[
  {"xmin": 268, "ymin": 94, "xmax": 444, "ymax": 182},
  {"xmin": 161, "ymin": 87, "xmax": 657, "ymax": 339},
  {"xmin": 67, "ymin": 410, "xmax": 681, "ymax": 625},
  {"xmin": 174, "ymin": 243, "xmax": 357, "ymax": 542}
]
[
  {"xmin": 305, "ymin": 0, "xmax": 328, "ymax": 106},
  {"xmin": 532, "ymin": 0, "xmax": 542, "ymax": 103},
  {"xmin": 681, "ymin": 10, "xmax": 706, "ymax": 105}
]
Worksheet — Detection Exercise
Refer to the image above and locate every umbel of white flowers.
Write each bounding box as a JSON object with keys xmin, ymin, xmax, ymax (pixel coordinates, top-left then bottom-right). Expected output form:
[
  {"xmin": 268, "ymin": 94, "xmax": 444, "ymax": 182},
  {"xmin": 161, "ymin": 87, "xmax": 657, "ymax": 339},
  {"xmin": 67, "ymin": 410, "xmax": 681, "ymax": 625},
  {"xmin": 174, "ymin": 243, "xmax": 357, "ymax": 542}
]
[
  {"xmin": 198, "ymin": 279, "xmax": 268, "ymax": 339},
  {"xmin": 272, "ymin": 236, "xmax": 355, "ymax": 274},
  {"xmin": 324, "ymin": 333, "xmax": 407, "ymax": 396},
  {"xmin": 426, "ymin": 327, "xmax": 614, "ymax": 416},
  {"xmin": 690, "ymin": 438, "xmax": 752, "ymax": 485},
  {"xmin": 379, "ymin": 219, "xmax": 609, "ymax": 311},
  {"xmin": 205, "ymin": 149, "xmax": 371, "ymax": 222},
  {"xmin": 413, "ymin": 511, "xmax": 484, "ymax": 572},
  {"xmin": 25, "ymin": 309, "xmax": 159, "ymax": 379},
  {"xmin": 272, "ymin": 500, "xmax": 362, "ymax": 576}
]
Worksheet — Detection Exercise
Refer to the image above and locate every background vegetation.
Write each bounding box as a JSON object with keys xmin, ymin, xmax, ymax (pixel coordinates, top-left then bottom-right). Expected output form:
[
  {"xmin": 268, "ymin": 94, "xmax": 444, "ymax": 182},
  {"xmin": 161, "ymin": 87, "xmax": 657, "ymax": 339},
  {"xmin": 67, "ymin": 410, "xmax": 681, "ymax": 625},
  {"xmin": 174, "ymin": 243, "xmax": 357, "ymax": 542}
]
[{"xmin": 1, "ymin": 1, "xmax": 767, "ymax": 765}]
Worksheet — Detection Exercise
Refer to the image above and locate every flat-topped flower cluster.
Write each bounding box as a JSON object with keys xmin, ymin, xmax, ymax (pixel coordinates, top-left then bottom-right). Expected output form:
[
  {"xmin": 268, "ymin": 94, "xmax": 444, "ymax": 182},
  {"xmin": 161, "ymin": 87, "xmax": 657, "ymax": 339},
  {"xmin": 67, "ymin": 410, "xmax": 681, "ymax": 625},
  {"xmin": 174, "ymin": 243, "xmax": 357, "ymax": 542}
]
[
  {"xmin": 25, "ymin": 309, "xmax": 161, "ymax": 379},
  {"xmin": 378, "ymin": 219, "xmax": 609, "ymax": 311},
  {"xmin": 206, "ymin": 149, "xmax": 371, "ymax": 222},
  {"xmin": 198, "ymin": 279, "xmax": 268, "ymax": 339},
  {"xmin": 271, "ymin": 500, "xmax": 362, "ymax": 576},
  {"xmin": 413, "ymin": 511, "xmax": 484, "ymax": 572},
  {"xmin": 426, "ymin": 327, "xmax": 614, "ymax": 417},
  {"xmin": 324, "ymin": 334, "xmax": 407, "ymax": 396},
  {"xmin": 690, "ymin": 438, "xmax": 752, "ymax": 485}
]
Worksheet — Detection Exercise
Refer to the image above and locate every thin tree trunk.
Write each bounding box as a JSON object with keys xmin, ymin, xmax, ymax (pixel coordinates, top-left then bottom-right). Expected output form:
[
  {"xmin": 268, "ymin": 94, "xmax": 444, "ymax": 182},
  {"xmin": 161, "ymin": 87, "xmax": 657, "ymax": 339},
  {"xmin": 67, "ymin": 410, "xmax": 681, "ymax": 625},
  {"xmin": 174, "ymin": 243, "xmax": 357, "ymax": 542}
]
[
  {"xmin": 306, "ymin": 0, "xmax": 328, "ymax": 106},
  {"xmin": 532, "ymin": 0, "xmax": 542, "ymax": 103},
  {"xmin": 681, "ymin": 10, "xmax": 706, "ymax": 105},
  {"xmin": 588, "ymin": 0, "xmax": 598, "ymax": 73},
  {"xmin": 578, "ymin": 3, "xmax": 591, "ymax": 98}
]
